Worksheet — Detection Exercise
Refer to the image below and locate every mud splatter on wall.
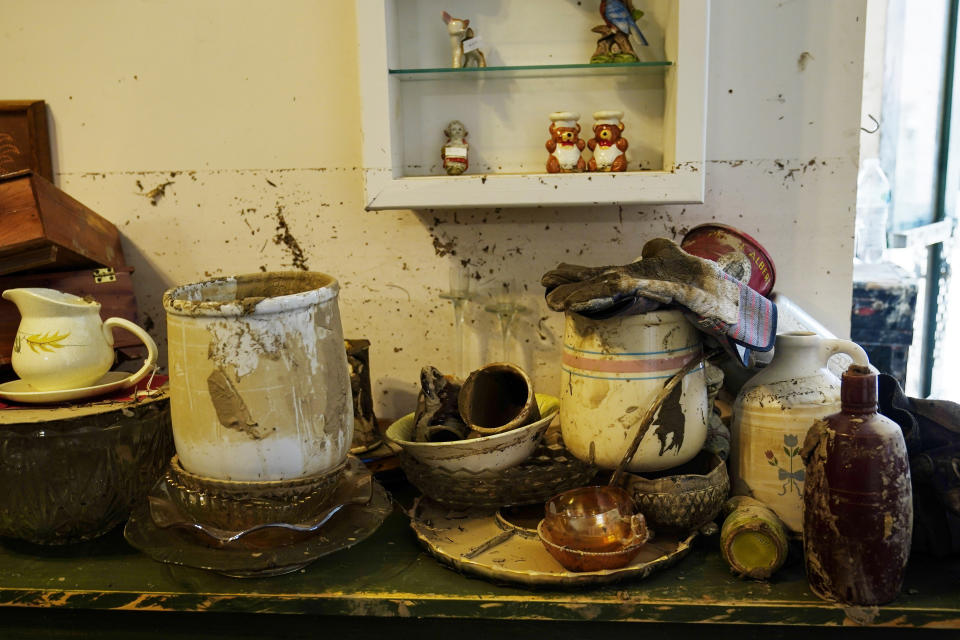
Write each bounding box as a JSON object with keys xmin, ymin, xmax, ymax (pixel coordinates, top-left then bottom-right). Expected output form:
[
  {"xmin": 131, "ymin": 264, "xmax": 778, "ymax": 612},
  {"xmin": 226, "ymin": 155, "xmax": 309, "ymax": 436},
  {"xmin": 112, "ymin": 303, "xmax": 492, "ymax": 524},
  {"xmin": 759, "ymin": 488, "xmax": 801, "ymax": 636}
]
[{"xmin": 5, "ymin": 1, "xmax": 866, "ymax": 418}]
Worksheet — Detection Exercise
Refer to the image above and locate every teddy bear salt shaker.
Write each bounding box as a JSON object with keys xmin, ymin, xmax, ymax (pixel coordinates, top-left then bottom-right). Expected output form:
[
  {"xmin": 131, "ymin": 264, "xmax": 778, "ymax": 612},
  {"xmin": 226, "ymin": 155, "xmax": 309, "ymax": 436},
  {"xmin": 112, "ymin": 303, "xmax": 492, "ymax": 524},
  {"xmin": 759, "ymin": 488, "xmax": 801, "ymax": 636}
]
[
  {"xmin": 546, "ymin": 112, "xmax": 586, "ymax": 173},
  {"xmin": 587, "ymin": 110, "xmax": 628, "ymax": 172}
]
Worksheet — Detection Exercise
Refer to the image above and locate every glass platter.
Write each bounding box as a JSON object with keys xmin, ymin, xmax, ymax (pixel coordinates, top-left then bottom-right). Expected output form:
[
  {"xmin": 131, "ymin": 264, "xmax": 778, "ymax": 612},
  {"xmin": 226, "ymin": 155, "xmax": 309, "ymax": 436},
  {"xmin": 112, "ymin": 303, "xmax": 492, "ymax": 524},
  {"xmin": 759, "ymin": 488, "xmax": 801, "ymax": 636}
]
[{"xmin": 125, "ymin": 481, "xmax": 392, "ymax": 578}]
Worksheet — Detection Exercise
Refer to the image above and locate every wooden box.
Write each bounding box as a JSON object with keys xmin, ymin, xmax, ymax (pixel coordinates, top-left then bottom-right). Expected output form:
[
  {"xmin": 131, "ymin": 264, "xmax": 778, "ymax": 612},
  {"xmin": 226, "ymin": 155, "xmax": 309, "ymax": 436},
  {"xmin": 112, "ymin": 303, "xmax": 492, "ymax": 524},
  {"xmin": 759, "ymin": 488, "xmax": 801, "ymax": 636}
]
[
  {"xmin": 0, "ymin": 171, "xmax": 125, "ymax": 275},
  {"xmin": 0, "ymin": 101, "xmax": 52, "ymax": 181},
  {"xmin": 0, "ymin": 267, "xmax": 141, "ymax": 366}
]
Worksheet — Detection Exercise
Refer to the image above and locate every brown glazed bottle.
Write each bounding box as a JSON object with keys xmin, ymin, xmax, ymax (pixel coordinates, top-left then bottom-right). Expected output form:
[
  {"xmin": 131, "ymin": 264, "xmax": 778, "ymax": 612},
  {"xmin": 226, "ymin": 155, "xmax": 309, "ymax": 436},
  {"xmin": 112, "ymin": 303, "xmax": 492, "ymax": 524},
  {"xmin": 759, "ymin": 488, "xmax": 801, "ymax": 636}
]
[{"xmin": 801, "ymin": 364, "xmax": 913, "ymax": 605}]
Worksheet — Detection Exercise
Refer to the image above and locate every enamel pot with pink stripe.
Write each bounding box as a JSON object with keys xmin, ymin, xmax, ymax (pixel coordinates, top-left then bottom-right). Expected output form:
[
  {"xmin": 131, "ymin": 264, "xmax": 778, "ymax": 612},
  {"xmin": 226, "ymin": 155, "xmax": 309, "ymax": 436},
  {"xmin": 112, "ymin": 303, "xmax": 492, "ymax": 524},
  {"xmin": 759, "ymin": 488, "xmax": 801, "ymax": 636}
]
[{"xmin": 560, "ymin": 309, "xmax": 709, "ymax": 472}]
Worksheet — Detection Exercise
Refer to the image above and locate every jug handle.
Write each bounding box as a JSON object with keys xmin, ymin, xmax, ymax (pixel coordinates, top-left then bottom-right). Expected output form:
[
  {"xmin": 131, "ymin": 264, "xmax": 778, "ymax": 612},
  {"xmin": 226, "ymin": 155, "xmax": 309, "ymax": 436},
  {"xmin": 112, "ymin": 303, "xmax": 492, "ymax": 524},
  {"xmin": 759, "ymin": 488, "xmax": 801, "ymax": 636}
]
[
  {"xmin": 103, "ymin": 318, "xmax": 159, "ymax": 388},
  {"xmin": 817, "ymin": 339, "xmax": 869, "ymax": 370}
]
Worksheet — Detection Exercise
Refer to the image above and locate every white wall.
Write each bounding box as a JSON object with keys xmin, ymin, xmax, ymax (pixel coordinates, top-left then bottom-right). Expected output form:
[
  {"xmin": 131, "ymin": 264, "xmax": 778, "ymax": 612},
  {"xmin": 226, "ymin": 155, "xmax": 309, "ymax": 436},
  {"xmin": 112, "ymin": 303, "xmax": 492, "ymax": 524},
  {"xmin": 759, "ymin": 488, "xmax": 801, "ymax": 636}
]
[
  {"xmin": 1, "ymin": 0, "xmax": 866, "ymax": 417},
  {"xmin": 860, "ymin": 0, "xmax": 887, "ymax": 162}
]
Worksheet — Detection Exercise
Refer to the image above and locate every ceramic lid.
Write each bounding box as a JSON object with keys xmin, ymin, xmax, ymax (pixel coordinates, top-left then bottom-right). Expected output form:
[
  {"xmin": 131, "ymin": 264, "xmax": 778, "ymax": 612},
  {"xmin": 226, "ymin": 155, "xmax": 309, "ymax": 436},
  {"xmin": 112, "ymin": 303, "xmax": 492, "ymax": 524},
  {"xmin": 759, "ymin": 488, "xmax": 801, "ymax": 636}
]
[{"xmin": 681, "ymin": 223, "xmax": 777, "ymax": 296}]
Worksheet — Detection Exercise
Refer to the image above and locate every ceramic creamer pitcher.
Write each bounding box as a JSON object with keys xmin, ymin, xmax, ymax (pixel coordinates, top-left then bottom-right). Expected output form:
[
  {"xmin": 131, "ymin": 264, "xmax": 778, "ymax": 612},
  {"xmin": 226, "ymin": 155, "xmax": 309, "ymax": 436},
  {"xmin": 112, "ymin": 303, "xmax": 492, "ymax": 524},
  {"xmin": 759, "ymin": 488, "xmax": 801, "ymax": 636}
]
[
  {"xmin": 730, "ymin": 331, "xmax": 869, "ymax": 533},
  {"xmin": 2, "ymin": 288, "xmax": 158, "ymax": 391},
  {"xmin": 560, "ymin": 309, "xmax": 709, "ymax": 472}
]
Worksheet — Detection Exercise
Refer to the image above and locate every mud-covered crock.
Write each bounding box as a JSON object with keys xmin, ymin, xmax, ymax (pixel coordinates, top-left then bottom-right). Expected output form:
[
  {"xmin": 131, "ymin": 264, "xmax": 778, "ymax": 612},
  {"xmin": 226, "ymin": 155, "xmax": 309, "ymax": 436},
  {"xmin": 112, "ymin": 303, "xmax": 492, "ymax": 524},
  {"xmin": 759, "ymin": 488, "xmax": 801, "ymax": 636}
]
[{"xmin": 163, "ymin": 272, "xmax": 353, "ymax": 482}]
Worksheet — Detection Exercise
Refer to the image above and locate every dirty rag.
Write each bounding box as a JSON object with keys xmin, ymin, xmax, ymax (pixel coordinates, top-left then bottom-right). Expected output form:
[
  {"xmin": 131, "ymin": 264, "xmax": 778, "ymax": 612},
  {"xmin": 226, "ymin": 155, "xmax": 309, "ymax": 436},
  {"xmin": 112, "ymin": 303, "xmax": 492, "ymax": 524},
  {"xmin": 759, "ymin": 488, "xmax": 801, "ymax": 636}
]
[
  {"xmin": 878, "ymin": 373, "xmax": 960, "ymax": 557},
  {"xmin": 541, "ymin": 238, "xmax": 776, "ymax": 361}
]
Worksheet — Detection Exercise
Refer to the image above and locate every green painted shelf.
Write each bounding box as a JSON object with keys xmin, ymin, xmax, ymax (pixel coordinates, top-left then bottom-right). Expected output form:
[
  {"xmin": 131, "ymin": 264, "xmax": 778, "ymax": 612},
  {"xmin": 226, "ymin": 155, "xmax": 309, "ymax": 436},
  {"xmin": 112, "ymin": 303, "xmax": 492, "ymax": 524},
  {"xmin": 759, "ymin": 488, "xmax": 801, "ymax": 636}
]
[{"xmin": 0, "ymin": 477, "xmax": 958, "ymax": 637}]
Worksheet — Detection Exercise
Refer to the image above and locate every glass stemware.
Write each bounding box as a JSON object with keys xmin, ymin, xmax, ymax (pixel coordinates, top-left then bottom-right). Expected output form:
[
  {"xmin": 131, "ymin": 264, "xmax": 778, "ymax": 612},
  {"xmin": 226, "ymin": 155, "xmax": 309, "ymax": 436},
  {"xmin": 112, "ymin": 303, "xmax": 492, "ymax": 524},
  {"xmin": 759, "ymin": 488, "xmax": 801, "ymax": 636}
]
[
  {"xmin": 482, "ymin": 279, "xmax": 527, "ymax": 363},
  {"xmin": 438, "ymin": 265, "xmax": 473, "ymax": 378}
]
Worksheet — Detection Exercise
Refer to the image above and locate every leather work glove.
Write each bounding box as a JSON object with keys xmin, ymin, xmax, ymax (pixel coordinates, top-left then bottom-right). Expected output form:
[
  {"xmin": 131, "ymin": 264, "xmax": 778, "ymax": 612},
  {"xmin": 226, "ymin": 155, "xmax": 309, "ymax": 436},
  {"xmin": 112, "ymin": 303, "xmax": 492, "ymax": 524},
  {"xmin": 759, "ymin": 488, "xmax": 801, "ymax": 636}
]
[{"xmin": 541, "ymin": 238, "xmax": 741, "ymax": 323}]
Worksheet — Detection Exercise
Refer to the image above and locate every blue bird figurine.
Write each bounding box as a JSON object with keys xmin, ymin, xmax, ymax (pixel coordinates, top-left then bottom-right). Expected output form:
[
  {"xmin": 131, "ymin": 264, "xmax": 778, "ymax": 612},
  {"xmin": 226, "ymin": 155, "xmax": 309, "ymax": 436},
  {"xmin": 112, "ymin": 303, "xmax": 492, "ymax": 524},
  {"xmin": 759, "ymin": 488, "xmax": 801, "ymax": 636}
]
[
  {"xmin": 592, "ymin": 0, "xmax": 648, "ymax": 64},
  {"xmin": 603, "ymin": 0, "xmax": 649, "ymax": 46}
]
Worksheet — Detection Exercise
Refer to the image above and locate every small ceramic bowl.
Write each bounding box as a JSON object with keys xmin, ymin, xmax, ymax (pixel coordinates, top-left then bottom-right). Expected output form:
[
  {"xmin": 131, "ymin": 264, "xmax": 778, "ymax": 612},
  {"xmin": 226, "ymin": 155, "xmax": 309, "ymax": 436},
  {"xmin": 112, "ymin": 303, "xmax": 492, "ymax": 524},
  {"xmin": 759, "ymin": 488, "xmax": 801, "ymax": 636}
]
[
  {"xmin": 542, "ymin": 485, "xmax": 648, "ymax": 553},
  {"xmin": 398, "ymin": 425, "xmax": 599, "ymax": 508},
  {"xmin": 385, "ymin": 394, "xmax": 559, "ymax": 474},
  {"xmin": 537, "ymin": 520, "xmax": 648, "ymax": 572}
]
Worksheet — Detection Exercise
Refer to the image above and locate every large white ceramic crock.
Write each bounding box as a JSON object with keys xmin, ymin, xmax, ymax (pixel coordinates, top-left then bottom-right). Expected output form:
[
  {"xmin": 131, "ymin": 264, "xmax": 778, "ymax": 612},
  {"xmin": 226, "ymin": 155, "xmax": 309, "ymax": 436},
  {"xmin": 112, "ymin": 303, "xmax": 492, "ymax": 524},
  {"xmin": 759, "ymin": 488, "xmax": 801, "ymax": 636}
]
[
  {"xmin": 163, "ymin": 272, "xmax": 353, "ymax": 482},
  {"xmin": 560, "ymin": 309, "xmax": 708, "ymax": 472}
]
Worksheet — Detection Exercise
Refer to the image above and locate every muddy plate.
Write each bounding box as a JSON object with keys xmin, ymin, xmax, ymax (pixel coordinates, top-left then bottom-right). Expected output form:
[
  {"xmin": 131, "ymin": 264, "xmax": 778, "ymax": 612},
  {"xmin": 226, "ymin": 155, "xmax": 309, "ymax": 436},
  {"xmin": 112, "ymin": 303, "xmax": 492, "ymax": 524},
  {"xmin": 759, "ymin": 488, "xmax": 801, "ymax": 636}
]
[{"xmin": 410, "ymin": 497, "xmax": 697, "ymax": 587}]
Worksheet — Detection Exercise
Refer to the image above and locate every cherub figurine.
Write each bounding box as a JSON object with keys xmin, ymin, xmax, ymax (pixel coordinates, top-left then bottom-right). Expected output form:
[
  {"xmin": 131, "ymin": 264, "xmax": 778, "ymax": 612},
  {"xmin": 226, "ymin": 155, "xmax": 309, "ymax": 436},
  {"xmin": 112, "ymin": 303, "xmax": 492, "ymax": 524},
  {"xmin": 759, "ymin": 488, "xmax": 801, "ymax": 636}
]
[
  {"xmin": 587, "ymin": 111, "xmax": 628, "ymax": 172},
  {"xmin": 591, "ymin": 0, "xmax": 649, "ymax": 63},
  {"xmin": 442, "ymin": 11, "xmax": 487, "ymax": 68},
  {"xmin": 441, "ymin": 120, "xmax": 469, "ymax": 175},
  {"xmin": 546, "ymin": 112, "xmax": 586, "ymax": 173}
]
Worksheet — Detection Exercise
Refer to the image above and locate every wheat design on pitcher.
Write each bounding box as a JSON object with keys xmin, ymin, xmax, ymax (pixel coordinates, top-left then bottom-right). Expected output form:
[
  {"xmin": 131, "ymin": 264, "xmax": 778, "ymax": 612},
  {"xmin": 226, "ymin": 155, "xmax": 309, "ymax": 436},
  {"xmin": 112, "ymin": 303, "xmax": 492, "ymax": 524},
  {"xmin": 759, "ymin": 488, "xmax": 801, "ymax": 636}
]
[{"xmin": 14, "ymin": 331, "xmax": 72, "ymax": 354}]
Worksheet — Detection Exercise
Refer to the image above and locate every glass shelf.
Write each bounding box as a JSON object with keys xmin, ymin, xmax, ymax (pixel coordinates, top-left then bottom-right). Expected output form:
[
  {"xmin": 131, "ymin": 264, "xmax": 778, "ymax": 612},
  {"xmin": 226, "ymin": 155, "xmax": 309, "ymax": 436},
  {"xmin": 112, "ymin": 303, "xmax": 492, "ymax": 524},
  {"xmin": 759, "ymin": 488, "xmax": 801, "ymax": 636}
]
[{"xmin": 389, "ymin": 61, "xmax": 672, "ymax": 81}]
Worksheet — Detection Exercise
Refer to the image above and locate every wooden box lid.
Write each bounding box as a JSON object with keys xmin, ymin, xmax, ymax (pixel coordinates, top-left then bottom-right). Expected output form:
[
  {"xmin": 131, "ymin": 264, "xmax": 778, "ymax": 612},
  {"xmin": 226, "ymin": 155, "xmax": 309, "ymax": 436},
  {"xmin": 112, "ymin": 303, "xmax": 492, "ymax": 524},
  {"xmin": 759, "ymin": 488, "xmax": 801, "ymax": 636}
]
[
  {"xmin": 0, "ymin": 170, "xmax": 126, "ymax": 276},
  {"xmin": 0, "ymin": 100, "xmax": 52, "ymax": 181}
]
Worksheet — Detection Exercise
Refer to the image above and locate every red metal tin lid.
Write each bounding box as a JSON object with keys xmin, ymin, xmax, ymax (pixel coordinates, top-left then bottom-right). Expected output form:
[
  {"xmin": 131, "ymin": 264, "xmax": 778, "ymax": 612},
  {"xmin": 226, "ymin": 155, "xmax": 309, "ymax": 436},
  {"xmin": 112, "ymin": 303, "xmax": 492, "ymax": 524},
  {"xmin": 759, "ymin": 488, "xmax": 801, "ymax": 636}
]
[{"xmin": 681, "ymin": 224, "xmax": 776, "ymax": 296}]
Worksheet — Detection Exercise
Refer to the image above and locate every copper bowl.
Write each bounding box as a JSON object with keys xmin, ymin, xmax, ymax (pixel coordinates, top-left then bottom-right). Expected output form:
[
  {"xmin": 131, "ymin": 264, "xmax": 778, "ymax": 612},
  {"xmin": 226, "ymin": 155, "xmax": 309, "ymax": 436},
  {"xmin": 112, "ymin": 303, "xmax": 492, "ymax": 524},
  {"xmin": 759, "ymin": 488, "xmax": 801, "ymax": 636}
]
[
  {"xmin": 164, "ymin": 456, "xmax": 346, "ymax": 531},
  {"xmin": 542, "ymin": 485, "xmax": 645, "ymax": 553},
  {"xmin": 537, "ymin": 520, "xmax": 648, "ymax": 572}
]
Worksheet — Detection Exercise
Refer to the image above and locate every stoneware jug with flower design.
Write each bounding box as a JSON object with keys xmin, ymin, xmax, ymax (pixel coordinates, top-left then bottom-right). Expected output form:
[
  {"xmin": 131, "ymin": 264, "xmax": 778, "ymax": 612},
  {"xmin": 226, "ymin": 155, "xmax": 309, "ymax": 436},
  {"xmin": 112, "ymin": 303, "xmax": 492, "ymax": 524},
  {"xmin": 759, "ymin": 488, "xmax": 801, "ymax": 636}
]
[
  {"xmin": 3, "ymin": 288, "xmax": 157, "ymax": 391},
  {"xmin": 730, "ymin": 331, "xmax": 869, "ymax": 533}
]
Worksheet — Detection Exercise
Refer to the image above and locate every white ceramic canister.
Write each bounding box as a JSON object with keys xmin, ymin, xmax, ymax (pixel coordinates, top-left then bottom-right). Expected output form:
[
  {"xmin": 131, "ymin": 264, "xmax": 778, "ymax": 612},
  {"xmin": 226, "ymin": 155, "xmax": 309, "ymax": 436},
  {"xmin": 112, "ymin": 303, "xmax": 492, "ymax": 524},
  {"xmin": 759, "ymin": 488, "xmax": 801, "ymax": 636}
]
[
  {"xmin": 162, "ymin": 272, "xmax": 353, "ymax": 482},
  {"xmin": 730, "ymin": 332, "xmax": 869, "ymax": 533},
  {"xmin": 560, "ymin": 310, "xmax": 709, "ymax": 472}
]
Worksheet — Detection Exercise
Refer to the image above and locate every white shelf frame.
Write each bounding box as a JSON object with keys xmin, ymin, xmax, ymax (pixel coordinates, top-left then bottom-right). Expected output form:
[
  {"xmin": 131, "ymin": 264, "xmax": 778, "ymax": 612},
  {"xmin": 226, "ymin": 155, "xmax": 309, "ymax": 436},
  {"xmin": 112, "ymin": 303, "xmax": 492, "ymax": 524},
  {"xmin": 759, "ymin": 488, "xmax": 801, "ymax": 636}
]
[{"xmin": 357, "ymin": 0, "xmax": 710, "ymax": 210}]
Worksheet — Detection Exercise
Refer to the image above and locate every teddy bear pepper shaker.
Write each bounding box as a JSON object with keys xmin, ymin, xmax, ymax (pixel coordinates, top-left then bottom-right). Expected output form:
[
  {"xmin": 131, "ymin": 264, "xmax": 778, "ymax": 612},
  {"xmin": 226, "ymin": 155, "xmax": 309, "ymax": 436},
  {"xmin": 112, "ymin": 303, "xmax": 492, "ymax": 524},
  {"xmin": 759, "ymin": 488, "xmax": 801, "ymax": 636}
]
[
  {"xmin": 546, "ymin": 112, "xmax": 587, "ymax": 173},
  {"xmin": 588, "ymin": 110, "xmax": 628, "ymax": 172}
]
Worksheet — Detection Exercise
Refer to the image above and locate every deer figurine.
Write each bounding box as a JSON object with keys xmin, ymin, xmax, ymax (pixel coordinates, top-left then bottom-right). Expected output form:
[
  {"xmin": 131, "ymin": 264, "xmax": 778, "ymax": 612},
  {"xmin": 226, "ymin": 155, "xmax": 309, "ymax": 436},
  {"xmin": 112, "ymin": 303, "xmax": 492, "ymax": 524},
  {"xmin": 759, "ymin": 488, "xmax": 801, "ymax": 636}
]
[{"xmin": 442, "ymin": 11, "xmax": 487, "ymax": 68}]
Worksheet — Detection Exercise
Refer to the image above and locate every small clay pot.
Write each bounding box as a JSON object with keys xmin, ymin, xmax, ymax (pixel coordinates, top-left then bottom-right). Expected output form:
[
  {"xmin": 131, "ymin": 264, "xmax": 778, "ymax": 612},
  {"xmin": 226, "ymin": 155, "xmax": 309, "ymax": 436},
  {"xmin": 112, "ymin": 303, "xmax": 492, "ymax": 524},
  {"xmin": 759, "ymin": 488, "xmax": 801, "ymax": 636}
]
[{"xmin": 458, "ymin": 363, "xmax": 540, "ymax": 435}]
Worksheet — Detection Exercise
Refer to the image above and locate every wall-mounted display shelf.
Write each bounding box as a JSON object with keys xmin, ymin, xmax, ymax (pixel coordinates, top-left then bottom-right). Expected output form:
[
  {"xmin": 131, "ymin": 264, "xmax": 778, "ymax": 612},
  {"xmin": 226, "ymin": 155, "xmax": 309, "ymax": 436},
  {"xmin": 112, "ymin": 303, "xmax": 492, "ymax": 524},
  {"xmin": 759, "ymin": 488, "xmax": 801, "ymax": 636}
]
[
  {"xmin": 389, "ymin": 61, "xmax": 673, "ymax": 80},
  {"xmin": 357, "ymin": 0, "xmax": 709, "ymax": 210}
]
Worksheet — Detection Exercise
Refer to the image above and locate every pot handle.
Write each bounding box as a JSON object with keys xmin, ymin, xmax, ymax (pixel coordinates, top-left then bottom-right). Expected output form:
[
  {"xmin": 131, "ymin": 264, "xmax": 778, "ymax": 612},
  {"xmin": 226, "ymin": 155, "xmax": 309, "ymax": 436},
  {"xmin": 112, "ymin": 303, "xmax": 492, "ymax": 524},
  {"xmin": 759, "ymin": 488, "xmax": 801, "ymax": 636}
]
[
  {"xmin": 817, "ymin": 338, "xmax": 870, "ymax": 369},
  {"xmin": 103, "ymin": 317, "xmax": 159, "ymax": 389}
]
